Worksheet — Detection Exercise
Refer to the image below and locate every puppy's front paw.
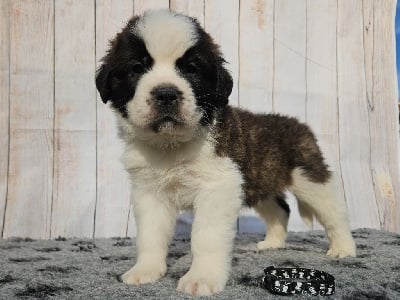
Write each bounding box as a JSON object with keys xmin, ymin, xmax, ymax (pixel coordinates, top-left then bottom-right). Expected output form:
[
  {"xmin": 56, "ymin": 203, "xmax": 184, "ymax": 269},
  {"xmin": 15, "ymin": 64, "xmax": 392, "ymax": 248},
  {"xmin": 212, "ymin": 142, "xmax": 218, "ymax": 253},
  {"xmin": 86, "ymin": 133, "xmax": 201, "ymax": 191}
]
[
  {"xmin": 257, "ymin": 239, "xmax": 285, "ymax": 250},
  {"xmin": 327, "ymin": 246, "xmax": 356, "ymax": 258},
  {"xmin": 327, "ymin": 239, "xmax": 356, "ymax": 258},
  {"xmin": 121, "ymin": 263, "xmax": 166, "ymax": 285},
  {"xmin": 177, "ymin": 269, "xmax": 227, "ymax": 296}
]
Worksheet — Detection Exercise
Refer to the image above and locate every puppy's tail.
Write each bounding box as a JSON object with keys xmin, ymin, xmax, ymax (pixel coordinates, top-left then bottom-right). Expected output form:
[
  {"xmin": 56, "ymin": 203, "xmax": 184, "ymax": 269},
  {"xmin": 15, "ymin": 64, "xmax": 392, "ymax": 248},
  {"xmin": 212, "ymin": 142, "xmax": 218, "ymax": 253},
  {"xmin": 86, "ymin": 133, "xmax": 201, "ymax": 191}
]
[{"xmin": 297, "ymin": 201, "xmax": 314, "ymax": 229}]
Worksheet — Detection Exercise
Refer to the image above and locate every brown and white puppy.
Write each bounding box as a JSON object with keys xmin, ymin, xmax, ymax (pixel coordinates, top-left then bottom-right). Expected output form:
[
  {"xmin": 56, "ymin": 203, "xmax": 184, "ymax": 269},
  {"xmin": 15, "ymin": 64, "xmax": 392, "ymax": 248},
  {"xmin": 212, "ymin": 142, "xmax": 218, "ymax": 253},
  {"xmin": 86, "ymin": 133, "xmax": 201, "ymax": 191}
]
[{"xmin": 96, "ymin": 10, "xmax": 356, "ymax": 296}]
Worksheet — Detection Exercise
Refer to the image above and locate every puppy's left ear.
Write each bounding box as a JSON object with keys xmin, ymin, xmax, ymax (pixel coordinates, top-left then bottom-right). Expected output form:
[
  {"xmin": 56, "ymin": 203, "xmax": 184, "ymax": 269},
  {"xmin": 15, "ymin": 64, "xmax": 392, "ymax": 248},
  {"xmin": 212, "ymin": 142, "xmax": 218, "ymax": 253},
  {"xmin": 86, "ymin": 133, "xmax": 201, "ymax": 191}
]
[
  {"xmin": 216, "ymin": 62, "xmax": 233, "ymax": 104},
  {"xmin": 96, "ymin": 64, "xmax": 111, "ymax": 104}
]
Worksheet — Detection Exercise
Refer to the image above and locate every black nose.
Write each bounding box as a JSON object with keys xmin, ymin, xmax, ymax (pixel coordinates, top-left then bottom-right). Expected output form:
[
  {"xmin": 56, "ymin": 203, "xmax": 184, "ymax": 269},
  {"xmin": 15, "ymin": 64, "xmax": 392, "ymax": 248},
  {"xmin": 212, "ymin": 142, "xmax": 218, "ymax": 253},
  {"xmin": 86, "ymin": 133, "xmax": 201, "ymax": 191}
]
[{"xmin": 152, "ymin": 85, "xmax": 181, "ymax": 106}]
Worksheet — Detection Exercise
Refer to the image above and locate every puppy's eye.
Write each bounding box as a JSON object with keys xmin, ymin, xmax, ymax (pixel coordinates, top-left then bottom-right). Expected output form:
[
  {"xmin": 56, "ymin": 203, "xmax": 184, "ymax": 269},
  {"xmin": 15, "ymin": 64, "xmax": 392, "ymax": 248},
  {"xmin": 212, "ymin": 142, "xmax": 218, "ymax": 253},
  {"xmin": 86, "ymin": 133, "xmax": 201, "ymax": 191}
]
[
  {"xmin": 186, "ymin": 62, "xmax": 198, "ymax": 74},
  {"xmin": 130, "ymin": 63, "xmax": 145, "ymax": 75}
]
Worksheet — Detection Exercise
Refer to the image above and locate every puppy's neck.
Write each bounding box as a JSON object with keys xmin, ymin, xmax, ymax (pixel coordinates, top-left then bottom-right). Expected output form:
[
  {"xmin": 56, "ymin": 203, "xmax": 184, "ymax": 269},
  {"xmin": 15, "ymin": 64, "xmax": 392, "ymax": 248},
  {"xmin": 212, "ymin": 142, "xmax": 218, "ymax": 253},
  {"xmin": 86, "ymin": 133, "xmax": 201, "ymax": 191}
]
[
  {"xmin": 138, "ymin": 131, "xmax": 208, "ymax": 156},
  {"xmin": 139, "ymin": 133, "xmax": 203, "ymax": 151},
  {"xmin": 122, "ymin": 132, "xmax": 215, "ymax": 171}
]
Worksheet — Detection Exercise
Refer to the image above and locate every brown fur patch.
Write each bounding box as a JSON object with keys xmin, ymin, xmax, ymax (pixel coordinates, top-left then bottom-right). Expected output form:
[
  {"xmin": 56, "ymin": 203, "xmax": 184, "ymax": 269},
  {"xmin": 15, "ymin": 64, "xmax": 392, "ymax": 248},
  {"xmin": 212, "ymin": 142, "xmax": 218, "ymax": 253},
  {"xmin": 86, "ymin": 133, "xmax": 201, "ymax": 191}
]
[{"xmin": 215, "ymin": 106, "xmax": 331, "ymax": 207}]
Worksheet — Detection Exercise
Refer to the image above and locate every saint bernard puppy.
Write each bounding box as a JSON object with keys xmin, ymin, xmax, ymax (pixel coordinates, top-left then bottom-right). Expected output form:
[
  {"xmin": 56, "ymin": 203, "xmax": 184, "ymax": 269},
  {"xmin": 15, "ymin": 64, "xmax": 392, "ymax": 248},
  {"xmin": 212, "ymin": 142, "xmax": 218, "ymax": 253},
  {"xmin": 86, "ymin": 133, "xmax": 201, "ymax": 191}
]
[{"xmin": 96, "ymin": 10, "xmax": 356, "ymax": 296}]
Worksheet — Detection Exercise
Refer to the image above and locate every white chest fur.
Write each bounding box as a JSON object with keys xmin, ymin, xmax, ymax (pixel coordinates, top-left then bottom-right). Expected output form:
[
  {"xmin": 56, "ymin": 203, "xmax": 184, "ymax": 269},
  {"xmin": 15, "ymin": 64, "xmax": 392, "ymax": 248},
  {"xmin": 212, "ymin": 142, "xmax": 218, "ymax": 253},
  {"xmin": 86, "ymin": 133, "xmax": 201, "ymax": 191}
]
[{"xmin": 121, "ymin": 138, "xmax": 242, "ymax": 210}]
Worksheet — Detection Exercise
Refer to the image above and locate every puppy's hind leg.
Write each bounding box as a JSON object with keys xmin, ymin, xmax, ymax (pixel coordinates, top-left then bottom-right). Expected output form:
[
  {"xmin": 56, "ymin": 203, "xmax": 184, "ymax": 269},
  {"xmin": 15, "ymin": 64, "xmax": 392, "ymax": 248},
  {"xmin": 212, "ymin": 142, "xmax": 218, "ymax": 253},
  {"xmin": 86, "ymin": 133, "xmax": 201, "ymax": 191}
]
[
  {"xmin": 289, "ymin": 168, "xmax": 356, "ymax": 258},
  {"xmin": 255, "ymin": 194, "xmax": 289, "ymax": 250}
]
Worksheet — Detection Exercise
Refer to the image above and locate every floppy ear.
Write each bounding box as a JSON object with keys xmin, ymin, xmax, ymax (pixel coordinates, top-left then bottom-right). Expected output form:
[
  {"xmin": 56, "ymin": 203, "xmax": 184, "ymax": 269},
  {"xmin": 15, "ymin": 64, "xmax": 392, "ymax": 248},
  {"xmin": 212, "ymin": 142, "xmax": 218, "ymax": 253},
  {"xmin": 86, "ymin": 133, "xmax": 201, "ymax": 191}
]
[
  {"xmin": 95, "ymin": 64, "xmax": 111, "ymax": 104},
  {"xmin": 215, "ymin": 61, "xmax": 233, "ymax": 103}
]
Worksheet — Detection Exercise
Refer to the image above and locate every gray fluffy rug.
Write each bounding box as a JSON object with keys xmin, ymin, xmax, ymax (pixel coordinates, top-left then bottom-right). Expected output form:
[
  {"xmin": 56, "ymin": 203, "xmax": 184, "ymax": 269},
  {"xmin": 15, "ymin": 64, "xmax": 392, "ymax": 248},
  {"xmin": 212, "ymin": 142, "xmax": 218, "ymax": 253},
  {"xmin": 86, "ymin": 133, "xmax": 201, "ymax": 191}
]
[{"xmin": 1, "ymin": 229, "xmax": 399, "ymax": 299}]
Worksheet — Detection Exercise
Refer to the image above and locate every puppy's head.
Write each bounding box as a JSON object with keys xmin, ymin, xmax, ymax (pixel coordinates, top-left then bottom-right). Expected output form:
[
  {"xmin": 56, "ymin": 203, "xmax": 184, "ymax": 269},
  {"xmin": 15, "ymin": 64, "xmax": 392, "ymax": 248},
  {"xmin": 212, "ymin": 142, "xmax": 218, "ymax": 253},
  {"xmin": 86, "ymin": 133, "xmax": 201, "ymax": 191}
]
[{"xmin": 96, "ymin": 10, "xmax": 232, "ymax": 145}]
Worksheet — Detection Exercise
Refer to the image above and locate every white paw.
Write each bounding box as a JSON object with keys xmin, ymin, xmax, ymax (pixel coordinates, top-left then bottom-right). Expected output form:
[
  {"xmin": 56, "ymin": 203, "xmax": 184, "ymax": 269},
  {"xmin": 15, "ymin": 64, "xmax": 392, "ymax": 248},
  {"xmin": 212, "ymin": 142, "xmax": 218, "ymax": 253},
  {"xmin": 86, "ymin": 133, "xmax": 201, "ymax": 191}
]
[
  {"xmin": 121, "ymin": 263, "xmax": 166, "ymax": 285},
  {"xmin": 177, "ymin": 269, "xmax": 227, "ymax": 296},
  {"xmin": 257, "ymin": 239, "xmax": 286, "ymax": 250},
  {"xmin": 327, "ymin": 239, "xmax": 356, "ymax": 258}
]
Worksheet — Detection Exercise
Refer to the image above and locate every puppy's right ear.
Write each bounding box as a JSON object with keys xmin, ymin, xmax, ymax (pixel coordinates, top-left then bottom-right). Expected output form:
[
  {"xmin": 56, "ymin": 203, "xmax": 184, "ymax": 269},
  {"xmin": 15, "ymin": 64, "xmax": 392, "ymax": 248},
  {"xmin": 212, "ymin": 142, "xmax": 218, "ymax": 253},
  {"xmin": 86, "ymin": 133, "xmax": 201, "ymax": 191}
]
[
  {"xmin": 216, "ymin": 61, "xmax": 233, "ymax": 103},
  {"xmin": 96, "ymin": 64, "xmax": 111, "ymax": 104}
]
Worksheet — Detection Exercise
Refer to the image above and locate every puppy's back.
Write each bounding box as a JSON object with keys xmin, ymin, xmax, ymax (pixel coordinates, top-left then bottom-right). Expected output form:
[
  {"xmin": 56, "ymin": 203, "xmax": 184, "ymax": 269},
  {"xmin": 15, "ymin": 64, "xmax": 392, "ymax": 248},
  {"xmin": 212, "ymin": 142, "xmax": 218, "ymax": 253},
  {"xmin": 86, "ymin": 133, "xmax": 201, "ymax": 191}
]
[{"xmin": 214, "ymin": 106, "xmax": 330, "ymax": 206}]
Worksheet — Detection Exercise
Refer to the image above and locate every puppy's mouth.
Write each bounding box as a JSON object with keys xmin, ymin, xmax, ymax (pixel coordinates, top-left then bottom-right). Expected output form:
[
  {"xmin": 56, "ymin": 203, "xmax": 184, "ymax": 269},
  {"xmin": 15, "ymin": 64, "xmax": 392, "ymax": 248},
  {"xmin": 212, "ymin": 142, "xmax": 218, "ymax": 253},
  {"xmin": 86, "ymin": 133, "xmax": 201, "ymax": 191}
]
[{"xmin": 150, "ymin": 116, "xmax": 185, "ymax": 133}]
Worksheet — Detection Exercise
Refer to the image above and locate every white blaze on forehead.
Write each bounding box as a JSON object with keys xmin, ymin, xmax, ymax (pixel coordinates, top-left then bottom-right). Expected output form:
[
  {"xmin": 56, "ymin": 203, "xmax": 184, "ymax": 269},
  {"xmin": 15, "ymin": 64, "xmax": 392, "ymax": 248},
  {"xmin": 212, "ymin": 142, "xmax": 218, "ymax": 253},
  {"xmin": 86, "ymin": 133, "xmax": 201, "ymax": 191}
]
[{"xmin": 135, "ymin": 10, "xmax": 198, "ymax": 62}]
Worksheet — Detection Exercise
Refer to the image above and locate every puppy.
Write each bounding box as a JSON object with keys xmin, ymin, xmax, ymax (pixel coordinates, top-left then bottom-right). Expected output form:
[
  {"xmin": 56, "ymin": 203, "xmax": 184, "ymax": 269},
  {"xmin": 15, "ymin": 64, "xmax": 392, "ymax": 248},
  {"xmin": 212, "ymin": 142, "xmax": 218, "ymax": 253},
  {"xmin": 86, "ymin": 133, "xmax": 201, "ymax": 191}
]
[{"xmin": 96, "ymin": 10, "xmax": 356, "ymax": 296}]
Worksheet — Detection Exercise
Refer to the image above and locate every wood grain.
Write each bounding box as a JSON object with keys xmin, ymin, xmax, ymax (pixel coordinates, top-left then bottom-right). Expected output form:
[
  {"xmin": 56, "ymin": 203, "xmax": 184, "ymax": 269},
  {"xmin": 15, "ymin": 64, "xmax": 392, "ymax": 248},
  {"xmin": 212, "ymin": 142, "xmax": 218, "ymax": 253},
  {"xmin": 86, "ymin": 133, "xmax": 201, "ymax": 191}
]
[
  {"xmin": 273, "ymin": 0, "xmax": 307, "ymax": 121},
  {"xmin": 369, "ymin": 0, "xmax": 400, "ymax": 232},
  {"xmin": 134, "ymin": 0, "xmax": 169, "ymax": 14},
  {"xmin": 51, "ymin": 0, "xmax": 96, "ymax": 238},
  {"xmin": 305, "ymin": 0, "xmax": 343, "ymax": 230},
  {"xmin": 4, "ymin": 0, "xmax": 54, "ymax": 238},
  {"xmin": 0, "ymin": 0, "xmax": 10, "ymax": 237},
  {"xmin": 271, "ymin": 0, "xmax": 308, "ymax": 231},
  {"xmin": 337, "ymin": 0, "xmax": 380, "ymax": 228},
  {"xmin": 236, "ymin": 0, "xmax": 274, "ymax": 233},
  {"xmin": 239, "ymin": 0, "xmax": 274, "ymax": 112},
  {"xmin": 95, "ymin": 0, "xmax": 134, "ymax": 238}
]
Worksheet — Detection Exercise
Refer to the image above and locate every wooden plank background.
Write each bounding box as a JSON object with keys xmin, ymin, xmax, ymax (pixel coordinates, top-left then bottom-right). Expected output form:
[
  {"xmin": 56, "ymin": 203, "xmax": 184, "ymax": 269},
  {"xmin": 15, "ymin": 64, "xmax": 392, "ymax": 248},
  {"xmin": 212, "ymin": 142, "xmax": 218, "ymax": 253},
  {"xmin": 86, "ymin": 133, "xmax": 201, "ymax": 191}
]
[
  {"xmin": 0, "ymin": 0, "xmax": 399, "ymax": 238},
  {"xmin": 3, "ymin": 0, "xmax": 54, "ymax": 239}
]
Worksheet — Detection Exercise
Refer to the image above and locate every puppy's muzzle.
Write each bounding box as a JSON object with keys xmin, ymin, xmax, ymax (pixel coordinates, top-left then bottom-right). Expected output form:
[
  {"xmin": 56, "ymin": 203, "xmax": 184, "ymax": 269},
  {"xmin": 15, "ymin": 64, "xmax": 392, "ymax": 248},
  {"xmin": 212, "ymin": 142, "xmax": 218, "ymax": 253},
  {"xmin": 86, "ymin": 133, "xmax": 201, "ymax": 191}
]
[{"xmin": 149, "ymin": 85, "xmax": 185, "ymax": 132}]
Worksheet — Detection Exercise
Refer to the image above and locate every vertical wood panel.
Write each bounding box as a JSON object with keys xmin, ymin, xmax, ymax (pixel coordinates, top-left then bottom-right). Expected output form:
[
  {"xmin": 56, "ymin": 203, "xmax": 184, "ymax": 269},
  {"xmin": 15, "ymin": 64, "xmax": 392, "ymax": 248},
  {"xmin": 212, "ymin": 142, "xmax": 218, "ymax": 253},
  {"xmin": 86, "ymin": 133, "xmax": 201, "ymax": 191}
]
[
  {"xmin": 168, "ymin": 0, "xmax": 205, "ymax": 236},
  {"xmin": 95, "ymin": 0, "xmax": 134, "ymax": 238},
  {"xmin": 134, "ymin": 0, "xmax": 169, "ymax": 15},
  {"xmin": 370, "ymin": 0, "xmax": 400, "ymax": 232},
  {"xmin": 337, "ymin": 0, "xmax": 380, "ymax": 228},
  {"xmin": 51, "ymin": 0, "xmax": 96, "ymax": 238},
  {"xmin": 237, "ymin": 0, "xmax": 274, "ymax": 233},
  {"xmin": 273, "ymin": 0, "xmax": 307, "ymax": 121},
  {"xmin": 170, "ymin": 0, "xmax": 205, "ymax": 26},
  {"xmin": 306, "ymin": 0, "xmax": 345, "ymax": 224},
  {"xmin": 4, "ymin": 0, "xmax": 54, "ymax": 238},
  {"xmin": 239, "ymin": 0, "xmax": 274, "ymax": 112},
  {"xmin": 205, "ymin": 0, "xmax": 240, "ymax": 106},
  {"xmin": 0, "ymin": 0, "xmax": 10, "ymax": 236},
  {"xmin": 272, "ymin": 0, "xmax": 308, "ymax": 232}
]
